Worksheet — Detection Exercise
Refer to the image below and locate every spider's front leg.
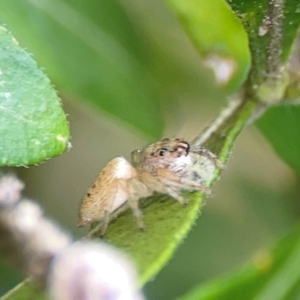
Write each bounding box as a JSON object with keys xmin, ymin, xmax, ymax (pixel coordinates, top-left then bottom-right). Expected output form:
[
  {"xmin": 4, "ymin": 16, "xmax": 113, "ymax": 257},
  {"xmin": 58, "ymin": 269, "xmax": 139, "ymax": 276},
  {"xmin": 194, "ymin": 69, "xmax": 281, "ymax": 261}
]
[
  {"xmin": 138, "ymin": 171, "xmax": 187, "ymax": 205},
  {"xmin": 156, "ymin": 169, "xmax": 212, "ymax": 198}
]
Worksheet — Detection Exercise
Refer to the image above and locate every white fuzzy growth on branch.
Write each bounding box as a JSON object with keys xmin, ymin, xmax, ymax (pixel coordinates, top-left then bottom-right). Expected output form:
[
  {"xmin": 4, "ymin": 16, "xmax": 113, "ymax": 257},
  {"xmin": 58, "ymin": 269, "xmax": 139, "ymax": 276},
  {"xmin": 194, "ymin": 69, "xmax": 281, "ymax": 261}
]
[
  {"xmin": 0, "ymin": 175, "xmax": 143, "ymax": 300},
  {"xmin": 0, "ymin": 175, "xmax": 24, "ymax": 206},
  {"xmin": 48, "ymin": 242, "xmax": 144, "ymax": 300}
]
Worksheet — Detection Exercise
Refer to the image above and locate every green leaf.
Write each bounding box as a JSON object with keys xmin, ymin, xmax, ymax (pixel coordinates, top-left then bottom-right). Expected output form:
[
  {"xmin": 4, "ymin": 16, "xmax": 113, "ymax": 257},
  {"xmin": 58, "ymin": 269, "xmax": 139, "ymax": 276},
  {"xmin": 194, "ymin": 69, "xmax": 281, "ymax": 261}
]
[
  {"xmin": 0, "ymin": 100, "xmax": 259, "ymax": 299},
  {"xmin": 93, "ymin": 100, "xmax": 258, "ymax": 285},
  {"xmin": 1, "ymin": 281, "xmax": 47, "ymax": 300},
  {"xmin": 165, "ymin": 0, "xmax": 251, "ymax": 93},
  {"xmin": 1, "ymin": 280, "xmax": 48, "ymax": 300},
  {"xmin": 256, "ymin": 104, "xmax": 300, "ymax": 175},
  {"xmin": 104, "ymin": 193, "xmax": 207, "ymax": 284},
  {"xmin": 3, "ymin": 0, "xmax": 300, "ymax": 298},
  {"xmin": 0, "ymin": 0, "xmax": 163, "ymax": 138},
  {"xmin": 0, "ymin": 26, "xmax": 69, "ymax": 166},
  {"xmin": 179, "ymin": 222, "xmax": 300, "ymax": 300},
  {"xmin": 229, "ymin": 0, "xmax": 300, "ymax": 104}
]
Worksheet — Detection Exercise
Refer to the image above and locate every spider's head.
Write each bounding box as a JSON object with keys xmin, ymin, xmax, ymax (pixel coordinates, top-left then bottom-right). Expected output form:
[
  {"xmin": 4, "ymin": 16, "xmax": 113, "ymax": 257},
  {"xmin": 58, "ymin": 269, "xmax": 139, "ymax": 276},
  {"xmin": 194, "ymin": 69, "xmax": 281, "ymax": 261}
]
[
  {"xmin": 150, "ymin": 138, "xmax": 190, "ymax": 159},
  {"xmin": 131, "ymin": 138, "xmax": 191, "ymax": 170}
]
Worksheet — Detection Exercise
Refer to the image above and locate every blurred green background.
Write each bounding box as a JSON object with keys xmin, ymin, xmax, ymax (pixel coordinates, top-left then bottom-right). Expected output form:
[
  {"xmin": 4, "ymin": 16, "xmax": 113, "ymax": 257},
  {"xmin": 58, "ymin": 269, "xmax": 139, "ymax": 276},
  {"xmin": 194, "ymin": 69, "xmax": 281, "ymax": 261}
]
[{"xmin": 0, "ymin": 0, "xmax": 299, "ymax": 299}]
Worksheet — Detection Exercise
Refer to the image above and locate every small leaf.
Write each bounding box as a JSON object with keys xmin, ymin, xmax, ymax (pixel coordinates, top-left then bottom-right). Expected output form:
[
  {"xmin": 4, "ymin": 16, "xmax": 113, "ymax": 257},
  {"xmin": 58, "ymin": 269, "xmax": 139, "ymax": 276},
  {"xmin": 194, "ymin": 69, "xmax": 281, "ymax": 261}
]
[
  {"xmin": 256, "ymin": 104, "xmax": 300, "ymax": 175},
  {"xmin": 165, "ymin": 0, "xmax": 251, "ymax": 93},
  {"xmin": 179, "ymin": 223, "xmax": 300, "ymax": 300},
  {"xmin": 0, "ymin": 26, "xmax": 69, "ymax": 166}
]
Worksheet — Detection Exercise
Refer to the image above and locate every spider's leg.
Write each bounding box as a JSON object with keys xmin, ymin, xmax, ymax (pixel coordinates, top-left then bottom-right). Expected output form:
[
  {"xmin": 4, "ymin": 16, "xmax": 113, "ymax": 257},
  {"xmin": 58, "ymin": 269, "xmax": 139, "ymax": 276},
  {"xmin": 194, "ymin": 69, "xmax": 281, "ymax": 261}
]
[
  {"xmin": 157, "ymin": 168, "xmax": 211, "ymax": 195},
  {"xmin": 127, "ymin": 177, "xmax": 150, "ymax": 230},
  {"xmin": 178, "ymin": 177, "xmax": 212, "ymax": 195},
  {"xmin": 158, "ymin": 176, "xmax": 211, "ymax": 199},
  {"xmin": 89, "ymin": 220, "xmax": 104, "ymax": 237},
  {"xmin": 86, "ymin": 212, "xmax": 110, "ymax": 238},
  {"xmin": 128, "ymin": 197, "xmax": 144, "ymax": 230},
  {"xmin": 162, "ymin": 185, "xmax": 187, "ymax": 205},
  {"xmin": 90, "ymin": 221, "xmax": 98, "ymax": 230},
  {"xmin": 99, "ymin": 211, "xmax": 110, "ymax": 236},
  {"xmin": 139, "ymin": 171, "xmax": 186, "ymax": 204}
]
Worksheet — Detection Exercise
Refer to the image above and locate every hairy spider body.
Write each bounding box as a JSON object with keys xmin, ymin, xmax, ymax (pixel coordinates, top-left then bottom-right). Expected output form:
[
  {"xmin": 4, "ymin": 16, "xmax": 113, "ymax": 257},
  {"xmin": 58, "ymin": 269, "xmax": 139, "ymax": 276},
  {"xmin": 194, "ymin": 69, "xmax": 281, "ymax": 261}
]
[{"xmin": 78, "ymin": 138, "xmax": 222, "ymax": 235}]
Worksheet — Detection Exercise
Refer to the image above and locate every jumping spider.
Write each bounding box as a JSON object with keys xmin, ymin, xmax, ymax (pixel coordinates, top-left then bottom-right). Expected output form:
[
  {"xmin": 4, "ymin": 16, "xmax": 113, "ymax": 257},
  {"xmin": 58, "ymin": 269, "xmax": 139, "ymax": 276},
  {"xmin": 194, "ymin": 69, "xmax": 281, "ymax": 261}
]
[{"xmin": 78, "ymin": 138, "xmax": 223, "ymax": 236}]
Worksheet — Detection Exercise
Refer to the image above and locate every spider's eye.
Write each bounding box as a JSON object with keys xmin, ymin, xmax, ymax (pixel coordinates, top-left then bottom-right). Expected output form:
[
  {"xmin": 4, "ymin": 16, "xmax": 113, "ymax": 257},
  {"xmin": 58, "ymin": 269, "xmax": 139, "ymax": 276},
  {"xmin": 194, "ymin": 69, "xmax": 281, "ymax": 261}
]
[{"xmin": 158, "ymin": 148, "xmax": 168, "ymax": 156}]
